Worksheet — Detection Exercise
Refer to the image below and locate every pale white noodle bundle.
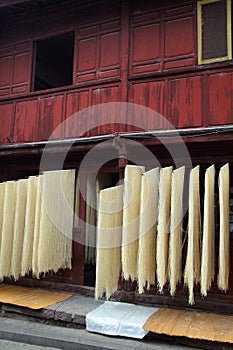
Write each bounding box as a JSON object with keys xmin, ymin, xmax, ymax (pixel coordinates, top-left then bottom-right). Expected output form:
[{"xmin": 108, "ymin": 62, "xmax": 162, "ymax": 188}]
[
  {"xmin": 218, "ymin": 164, "xmax": 230, "ymax": 291},
  {"xmin": 169, "ymin": 167, "xmax": 185, "ymax": 296},
  {"xmin": 184, "ymin": 166, "xmax": 201, "ymax": 304},
  {"xmin": 122, "ymin": 165, "xmax": 144, "ymax": 281},
  {"xmin": 138, "ymin": 168, "xmax": 159, "ymax": 293},
  {"xmin": 201, "ymin": 165, "xmax": 215, "ymax": 297},
  {"xmin": 156, "ymin": 166, "xmax": 173, "ymax": 292},
  {"xmin": 95, "ymin": 185, "xmax": 123, "ymax": 299}
]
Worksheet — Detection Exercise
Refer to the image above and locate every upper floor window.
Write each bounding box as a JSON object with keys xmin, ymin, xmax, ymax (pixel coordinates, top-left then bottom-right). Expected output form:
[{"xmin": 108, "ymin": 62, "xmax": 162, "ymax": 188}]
[
  {"xmin": 197, "ymin": 0, "xmax": 232, "ymax": 64},
  {"xmin": 33, "ymin": 31, "xmax": 75, "ymax": 92}
]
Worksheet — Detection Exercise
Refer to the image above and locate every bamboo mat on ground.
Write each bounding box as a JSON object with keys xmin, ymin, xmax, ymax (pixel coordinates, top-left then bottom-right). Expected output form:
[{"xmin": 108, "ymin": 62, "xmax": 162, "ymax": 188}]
[
  {"xmin": 0, "ymin": 284, "xmax": 72, "ymax": 309},
  {"xmin": 143, "ymin": 308, "xmax": 233, "ymax": 343}
]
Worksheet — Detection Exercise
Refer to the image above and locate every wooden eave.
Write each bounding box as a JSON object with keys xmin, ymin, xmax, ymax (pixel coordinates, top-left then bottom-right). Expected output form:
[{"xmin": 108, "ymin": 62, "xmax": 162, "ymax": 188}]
[
  {"xmin": 0, "ymin": 0, "xmax": 31, "ymax": 7},
  {"xmin": 1, "ymin": 128, "xmax": 233, "ymax": 165}
]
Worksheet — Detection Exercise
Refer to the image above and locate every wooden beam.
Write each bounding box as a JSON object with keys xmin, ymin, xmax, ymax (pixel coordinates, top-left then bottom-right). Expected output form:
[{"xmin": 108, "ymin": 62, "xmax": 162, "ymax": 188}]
[{"xmin": 0, "ymin": 0, "xmax": 31, "ymax": 8}]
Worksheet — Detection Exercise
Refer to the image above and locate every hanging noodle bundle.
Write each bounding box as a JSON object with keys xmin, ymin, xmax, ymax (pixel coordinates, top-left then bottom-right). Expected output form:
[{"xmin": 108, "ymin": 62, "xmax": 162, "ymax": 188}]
[
  {"xmin": 218, "ymin": 163, "xmax": 230, "ymax": 291},
  {"xmin": 0, "ymin": 169, "xmax": 78, "ymax": 280},
  {"xmin": 156, "ymin": 166, "xmax": 173, "ymax": 292},
  {"xmin": 62, "ymin": 170, "xmax": 77, "ymax": 269},
  {"xmin": 85, "ymin": 174, "xmax": 97, "ymax": 264},
  {"xmin": 32, "ymin": 175, "xmax": 43, "ymax": 277},
  {"xmin": 37, "ymin": 170, "xmax": 75, "ymax": 276},
  {"xmin": 138, "ymin": 168, "xmax": 159, "ymax": 294},
  {"xmin": 122, "ymin": 165, "xmax": 145, "ymax": 281},
  {"xmin": 95, "ymin": 185, "xmax": 123, "ymax": 299},
  {"xmin": 201, "ymin": 165, "xmax": 215, "ymax": 296},
  {"xmin": 0, "ymin": 183, "xmax": 6, "ymax": 252},
  {"xmin": 21, "ymin": 176, "xmax": 38, "ymax": 276},
  {"xmin": 169, "ymin": 166, "xmax": 185, "ymax": 296},
  {"xmin": 0, "ymin": 181, "xmax": 17, "ymax": 278},
  {"xmin": 184, "ymin": 166, "xmax": 201, "ymax": 304},
  {"xmin": 73, "ymin": 173, "xmax": 80, "ymax": 228},
  {"xmin": 11, "ymin": 179, "xmax": 28, "ymax": 280}
]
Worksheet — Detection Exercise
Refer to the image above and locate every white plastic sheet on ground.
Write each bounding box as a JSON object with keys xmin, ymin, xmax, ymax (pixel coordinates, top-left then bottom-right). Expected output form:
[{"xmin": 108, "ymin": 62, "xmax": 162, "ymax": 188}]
[{"xmin": 86, "ymin": 301, "xmax": 158, "ymax": 339}]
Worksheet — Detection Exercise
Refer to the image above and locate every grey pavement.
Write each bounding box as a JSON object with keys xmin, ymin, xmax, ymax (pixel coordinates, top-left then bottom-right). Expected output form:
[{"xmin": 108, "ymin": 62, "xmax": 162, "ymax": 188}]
[
  {"xmin": 0, "ymin": 316, "xmax": 203, "ymax": 350},
  {"xmin": 0, "ymin": 339, "xmax": 59, "ymax": 349},
  {"xmin": 0, "ymin": 294, "xmax": 231, "ymax": 349}
]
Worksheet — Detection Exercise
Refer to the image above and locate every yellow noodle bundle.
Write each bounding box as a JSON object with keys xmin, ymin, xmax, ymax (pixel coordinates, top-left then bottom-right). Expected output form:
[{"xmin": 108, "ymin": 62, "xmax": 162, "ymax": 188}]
[
  {"xmin": 0, "ymin": 181, "xmax": 17, "ymax": 278},
  {"xmin": 156, "ymin": 166, "xmax": 173, "ymax": 292},
  {"xmin": 21, "ymin": 176, "xmax": 38, "ymax": 276},
  {"xmin": 0, "ymin": 183, "xmax": 6, "ymax": 251},
  {"xmin": 85, "ymin": 174, "xmax": 96, "ymax": 264},
  {"xmin": 11, "ymin": 179, "xmax": 28, "ymax": 280},
  {"xmin": 32, "ymin": 175, "xmax": 43, "ymax": 278},
  {"xmin": 169, "ymin": 167, "xmax": 185, "ymax": 296},
  {"xmin": 37, "ymin": 170, "xmax": 75, "ymax": 275},
  {"xmin": 95, "ymin": 185, "xmax": 123, "ymax": 299},
  {"xmin": 61, "ymin": 170, "xmax": 76, "ymax": 269},
  {"xmin": 184, "ymin": 166, "xmax": 201, "ymax": 304},
  {"xmin": 73, "ymin": 172, "xmax": 79, "ymax": 228},
  {"xmin": 138, "ymin": 168, "xmax": 159, "ymax": 294},
  {"xmin": 201, "ymin": 165, "xmax": 215, "ymax": 296},
  {"xmin": 122, "ymin": 165, "xmax": 145, "ymax": 281},
  {"xmin": 218, "ymin": 164, "xmax": 230, "ymax": 291}
]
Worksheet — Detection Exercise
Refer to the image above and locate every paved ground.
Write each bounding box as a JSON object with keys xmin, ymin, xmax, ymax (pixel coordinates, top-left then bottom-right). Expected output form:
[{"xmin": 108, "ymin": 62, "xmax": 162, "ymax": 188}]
[
  {"xmin": 0, "ymin": 294, "xmax": 231, "ymax": 349},
  {"xmin": 0, "ymin": 316, "xmax": 202, "ymax": 350},
  {"xmin": 0, "ymin": 339, "xmax": 59, "ymax": 349}
]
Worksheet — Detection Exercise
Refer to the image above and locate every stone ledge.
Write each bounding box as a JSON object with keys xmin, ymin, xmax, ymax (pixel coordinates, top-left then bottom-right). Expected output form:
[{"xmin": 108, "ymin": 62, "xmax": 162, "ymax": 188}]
[{"xmin": 0, "ymin": 295, "xmax": 103, "ymax": 328}]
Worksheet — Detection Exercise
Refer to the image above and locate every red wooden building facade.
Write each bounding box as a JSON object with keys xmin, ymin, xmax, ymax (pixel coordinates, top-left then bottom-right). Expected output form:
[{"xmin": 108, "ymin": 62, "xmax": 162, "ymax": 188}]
[{"xmin": 0, "ymin": 0, "xmax": 233, "ymax": 313}]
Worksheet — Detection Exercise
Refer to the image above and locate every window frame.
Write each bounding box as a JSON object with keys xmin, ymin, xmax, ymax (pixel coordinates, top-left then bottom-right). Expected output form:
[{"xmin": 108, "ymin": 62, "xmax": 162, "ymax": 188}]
[{"xmin": 197, "ymin": 0, "xmax": 232, "ymax": 65}]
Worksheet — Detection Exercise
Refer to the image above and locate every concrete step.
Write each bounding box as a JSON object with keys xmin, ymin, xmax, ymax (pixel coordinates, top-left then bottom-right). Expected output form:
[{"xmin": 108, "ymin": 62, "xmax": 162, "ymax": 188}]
[{"xmin": 0, "ymin": 316, "xmax": 201, "ymax": 350}]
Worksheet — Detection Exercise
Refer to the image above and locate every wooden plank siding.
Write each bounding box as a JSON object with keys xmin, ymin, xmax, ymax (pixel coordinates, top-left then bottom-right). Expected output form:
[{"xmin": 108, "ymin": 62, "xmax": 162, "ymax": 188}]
[
  {"xmin": 0, "ymin": 41, "xmax": 32, "ymax": 97},
  {"xmin": 2, "ymin": 69, "xmax": 233, "ymax": 143},
  {"xmin": 0, "ymin": 0, "xmax": 233, "ymax": 144},
  {"xmin": 129, "ymin": 1, "xmax": 196, "ymax": 75}
]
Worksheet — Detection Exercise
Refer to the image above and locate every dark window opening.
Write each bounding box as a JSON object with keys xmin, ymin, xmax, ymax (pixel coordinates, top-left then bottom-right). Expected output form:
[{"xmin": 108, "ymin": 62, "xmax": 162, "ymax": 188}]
[
  {"xmin": 33, "ymin": 31, "xmax": 74, "ymax": 92},
  {"xmin": 202, "ymin": 0, "xmax": 227, "ymax": 60},
  {"xmin": 197, "ymin": 0, "xmax": 232, "ymax": 64}
]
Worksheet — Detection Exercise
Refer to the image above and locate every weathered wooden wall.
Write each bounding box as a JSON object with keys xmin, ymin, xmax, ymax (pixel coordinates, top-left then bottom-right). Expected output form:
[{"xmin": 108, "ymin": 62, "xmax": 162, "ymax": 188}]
[{"xmin": 0, "ymin": 0, "xmax": 233, "ymax": 144}]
